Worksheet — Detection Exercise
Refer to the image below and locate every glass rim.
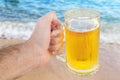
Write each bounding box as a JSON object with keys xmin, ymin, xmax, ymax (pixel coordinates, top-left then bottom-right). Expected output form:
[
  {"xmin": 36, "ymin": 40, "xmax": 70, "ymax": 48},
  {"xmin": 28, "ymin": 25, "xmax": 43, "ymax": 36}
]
[{"xmin": 64, "ymin": 8, "xmax": 100, "ymax": 20}]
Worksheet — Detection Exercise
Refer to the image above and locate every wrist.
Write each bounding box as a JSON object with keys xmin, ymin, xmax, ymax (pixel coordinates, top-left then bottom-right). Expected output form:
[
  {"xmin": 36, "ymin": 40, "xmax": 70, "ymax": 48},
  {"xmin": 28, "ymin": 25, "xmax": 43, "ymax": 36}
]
[
  {"xmin": 25, "ymin": 40, "xmax": 43, "ymax": 55},
  {"xmin": 25, "ymin": 40, "xmax": 50, "ymax": 65}
]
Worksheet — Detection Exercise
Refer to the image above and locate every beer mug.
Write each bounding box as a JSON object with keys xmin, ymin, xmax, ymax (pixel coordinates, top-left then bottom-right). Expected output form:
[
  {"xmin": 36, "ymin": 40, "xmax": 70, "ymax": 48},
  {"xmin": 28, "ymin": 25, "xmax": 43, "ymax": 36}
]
[{"xmin": 57, "ymin": 8, "xmax": 100, "ymax": 75}]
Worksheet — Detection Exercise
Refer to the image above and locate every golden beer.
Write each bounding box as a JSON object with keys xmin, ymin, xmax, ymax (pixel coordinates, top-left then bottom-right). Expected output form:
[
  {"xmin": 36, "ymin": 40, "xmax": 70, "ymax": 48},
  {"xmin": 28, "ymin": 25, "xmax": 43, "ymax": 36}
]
[{"xmin": 65, "ymin": 24, "xmax": 99, "ymax": 74}]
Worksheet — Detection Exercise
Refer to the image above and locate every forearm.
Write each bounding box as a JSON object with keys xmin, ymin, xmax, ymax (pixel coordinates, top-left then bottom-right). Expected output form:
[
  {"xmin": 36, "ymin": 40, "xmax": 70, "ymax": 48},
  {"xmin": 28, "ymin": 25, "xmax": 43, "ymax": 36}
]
[{"xmin": 0, "ymin": 41, "xmax": 42, "ymax": 80}]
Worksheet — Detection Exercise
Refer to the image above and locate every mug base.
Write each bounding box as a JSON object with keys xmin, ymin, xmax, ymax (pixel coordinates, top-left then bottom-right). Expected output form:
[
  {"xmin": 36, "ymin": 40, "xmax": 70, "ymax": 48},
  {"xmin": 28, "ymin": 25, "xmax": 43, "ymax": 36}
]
[{"xmin": 66, "ymin": 63, "xmax": 99, "ymax": 76}]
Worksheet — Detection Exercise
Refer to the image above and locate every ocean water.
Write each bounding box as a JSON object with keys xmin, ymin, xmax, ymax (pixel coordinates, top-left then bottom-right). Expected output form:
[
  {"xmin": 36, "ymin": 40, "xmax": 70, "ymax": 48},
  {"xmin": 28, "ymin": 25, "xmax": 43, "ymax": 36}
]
[
  {"xmin": 0, "ymin": 0, "xmax": 120, "ymax": 43},
  {"xmin": 0, "ymin": 0, "xmax": 120, "ymax": 22}
]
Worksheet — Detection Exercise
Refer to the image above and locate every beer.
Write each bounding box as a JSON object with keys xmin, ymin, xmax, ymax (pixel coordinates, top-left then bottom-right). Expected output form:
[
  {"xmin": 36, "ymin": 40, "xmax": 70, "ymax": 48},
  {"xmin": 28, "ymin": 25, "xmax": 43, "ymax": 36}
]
[{"xmin": 65, "ymin": 18, "xmax": 99, "ymax": 74}]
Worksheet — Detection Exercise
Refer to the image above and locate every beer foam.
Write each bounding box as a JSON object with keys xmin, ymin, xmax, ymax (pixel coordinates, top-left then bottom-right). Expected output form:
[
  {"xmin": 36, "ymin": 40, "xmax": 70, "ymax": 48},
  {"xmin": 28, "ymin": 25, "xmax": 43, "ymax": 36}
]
[{"xmin": 68, "ymin": 18, "xmax": 99, "ymax": 32}]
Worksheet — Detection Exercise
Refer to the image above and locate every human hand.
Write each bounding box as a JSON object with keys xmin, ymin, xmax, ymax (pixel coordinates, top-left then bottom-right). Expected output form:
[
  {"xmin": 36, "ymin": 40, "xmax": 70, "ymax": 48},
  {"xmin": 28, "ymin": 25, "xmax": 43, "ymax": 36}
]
[
  {"xmin": 28, "ymin": 12, "xmax": 64, "ymax": 65},
  {"xmin": 0, "ymin": 12, "xmax": 64, "ymax": 80}
]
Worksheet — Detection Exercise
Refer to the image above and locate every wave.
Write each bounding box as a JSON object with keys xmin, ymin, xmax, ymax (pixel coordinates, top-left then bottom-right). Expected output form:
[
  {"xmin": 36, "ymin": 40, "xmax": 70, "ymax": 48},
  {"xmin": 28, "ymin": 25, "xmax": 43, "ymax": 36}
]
[{"xmin": 0, "ymin": 21, "xmax": 120, "ymax": 44}]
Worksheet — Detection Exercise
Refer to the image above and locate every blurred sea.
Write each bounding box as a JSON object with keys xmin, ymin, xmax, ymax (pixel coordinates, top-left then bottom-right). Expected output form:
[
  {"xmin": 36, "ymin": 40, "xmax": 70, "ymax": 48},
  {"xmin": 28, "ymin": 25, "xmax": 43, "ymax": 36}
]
[{"xmin": 0, "ymin": 0, "xmax": 120, "ymax": 43}]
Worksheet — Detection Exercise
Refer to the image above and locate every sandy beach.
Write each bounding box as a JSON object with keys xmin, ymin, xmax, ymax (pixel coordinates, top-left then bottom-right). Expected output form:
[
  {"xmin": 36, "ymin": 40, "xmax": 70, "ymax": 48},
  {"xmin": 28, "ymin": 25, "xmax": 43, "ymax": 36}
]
[{"xmin": 0, "ymin": 39, "xmax": 120, "ymax": 80}]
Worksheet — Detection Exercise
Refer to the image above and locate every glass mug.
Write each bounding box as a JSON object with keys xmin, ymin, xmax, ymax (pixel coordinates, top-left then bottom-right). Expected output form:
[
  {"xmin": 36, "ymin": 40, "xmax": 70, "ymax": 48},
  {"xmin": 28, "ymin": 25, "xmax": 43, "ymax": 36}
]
[{"xmin": 56, "ymin": 8, "xmax": 100, "ymax": 75}]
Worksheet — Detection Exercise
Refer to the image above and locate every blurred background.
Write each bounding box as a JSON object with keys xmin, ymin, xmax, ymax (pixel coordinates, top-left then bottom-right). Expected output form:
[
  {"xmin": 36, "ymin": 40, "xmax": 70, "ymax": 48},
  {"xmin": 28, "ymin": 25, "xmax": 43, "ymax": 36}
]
[{"xmin": 0, "ymin": 0, "xmax": 120, "ymax": 43}]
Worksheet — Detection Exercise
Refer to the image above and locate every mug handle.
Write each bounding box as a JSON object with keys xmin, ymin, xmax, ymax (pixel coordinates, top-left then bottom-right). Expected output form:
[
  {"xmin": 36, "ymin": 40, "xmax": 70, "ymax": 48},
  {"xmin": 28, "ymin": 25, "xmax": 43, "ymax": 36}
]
[
  {"xmin": 56, "ymin": 24, "xmax": 66, "ymax": 63},
  {"xmin": 56, "ymin": 53, "xmax": 66, "ymax": 62}
]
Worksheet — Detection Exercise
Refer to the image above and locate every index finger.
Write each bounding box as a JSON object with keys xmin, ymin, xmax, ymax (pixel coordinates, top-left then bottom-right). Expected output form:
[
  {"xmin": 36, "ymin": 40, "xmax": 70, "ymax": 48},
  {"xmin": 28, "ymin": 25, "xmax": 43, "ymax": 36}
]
[
  {"xmin": 42, "ymin": 12, "xmax": 62, "ymax": 30},
  {"xmin": 51, "ymin": 20, "xmax": 62, "ymax": 31},
  {"xmin": 37, "ymin": 12, "xmax": 58, "ymax": 27}
]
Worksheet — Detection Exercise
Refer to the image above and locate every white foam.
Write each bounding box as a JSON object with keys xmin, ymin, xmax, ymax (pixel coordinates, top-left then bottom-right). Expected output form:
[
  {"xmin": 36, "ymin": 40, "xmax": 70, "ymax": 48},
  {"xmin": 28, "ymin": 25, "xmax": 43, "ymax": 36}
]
[
  {"xmin": 68, "ymin": 18, "xmax": 99, "ymax": 32},
  {"xmin": 0, "ymin": 21, "xmax": 35, "ymax": 39},
  {"xmin": 0, "ymin": 21, "xmax": 120, "ymax": 44}
]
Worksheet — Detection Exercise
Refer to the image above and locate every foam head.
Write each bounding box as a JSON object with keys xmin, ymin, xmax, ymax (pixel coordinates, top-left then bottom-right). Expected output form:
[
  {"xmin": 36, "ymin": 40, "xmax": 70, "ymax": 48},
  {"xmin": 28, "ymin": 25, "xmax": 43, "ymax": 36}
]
[{"xmin": 68, "ymin": 17, "xmax": 99, "ymax": 32}]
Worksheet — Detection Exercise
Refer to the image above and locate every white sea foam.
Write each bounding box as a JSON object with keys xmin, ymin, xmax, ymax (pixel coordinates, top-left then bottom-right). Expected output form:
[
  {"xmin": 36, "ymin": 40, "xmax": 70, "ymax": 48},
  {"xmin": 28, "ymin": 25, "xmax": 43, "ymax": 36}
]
[
  {"xmin": 0, "ymin": 21, "xmax": 120, "ymax": 44},
  {"xmin": 0, "ymin": 21, "xmax": 35, "ymax": 39}
]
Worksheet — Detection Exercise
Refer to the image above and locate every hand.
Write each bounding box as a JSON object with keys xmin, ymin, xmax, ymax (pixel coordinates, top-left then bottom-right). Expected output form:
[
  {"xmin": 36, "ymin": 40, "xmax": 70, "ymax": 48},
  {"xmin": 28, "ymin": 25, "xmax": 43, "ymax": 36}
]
[
  {"xmin": 0, "ymin": 12, "xmax": 64, "ymax": 80},
  {"xmin": 28, "ymin": 12, "xmax": 64, "ymax": 65}
]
